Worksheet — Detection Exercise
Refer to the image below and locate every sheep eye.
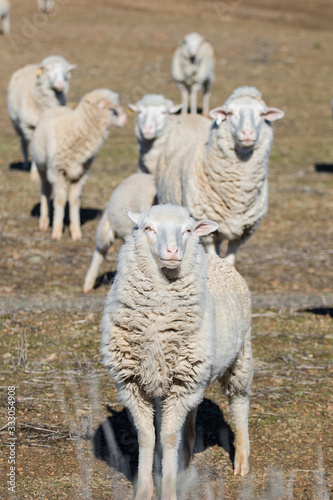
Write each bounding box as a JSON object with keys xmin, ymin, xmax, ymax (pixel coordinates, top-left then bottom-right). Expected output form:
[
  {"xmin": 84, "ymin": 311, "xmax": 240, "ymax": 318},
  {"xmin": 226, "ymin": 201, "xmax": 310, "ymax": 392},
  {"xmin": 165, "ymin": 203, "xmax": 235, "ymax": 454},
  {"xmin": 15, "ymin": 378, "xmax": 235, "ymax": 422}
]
[
  {"xmin": 145, "ymin": 226, "xmax": 153, "ymax": 232},
  {"xmin": 112, "ymin": 109, "xmax": 119, "ymax": 116},
  {"xmin": 183, "ymin": 229, "xmax": 191, "ymax": 235}
]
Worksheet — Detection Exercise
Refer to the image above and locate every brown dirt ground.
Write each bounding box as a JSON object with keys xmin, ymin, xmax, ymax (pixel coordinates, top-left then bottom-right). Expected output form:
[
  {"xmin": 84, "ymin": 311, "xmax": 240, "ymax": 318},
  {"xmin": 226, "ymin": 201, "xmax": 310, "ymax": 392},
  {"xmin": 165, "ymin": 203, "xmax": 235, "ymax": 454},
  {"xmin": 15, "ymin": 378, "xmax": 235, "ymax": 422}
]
[{"xmin": 0, "ymin": 0, "xmax": 332, "ymax": 499}]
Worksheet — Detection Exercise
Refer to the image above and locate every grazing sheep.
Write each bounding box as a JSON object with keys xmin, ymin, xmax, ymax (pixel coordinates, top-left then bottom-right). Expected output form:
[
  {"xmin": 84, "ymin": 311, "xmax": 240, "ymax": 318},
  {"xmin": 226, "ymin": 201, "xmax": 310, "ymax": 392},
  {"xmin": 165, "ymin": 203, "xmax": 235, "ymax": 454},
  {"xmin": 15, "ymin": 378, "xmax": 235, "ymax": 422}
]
[
  {"xmin": 172, "ymin": 32, "xmax": 215, "ymax": 116},
  {"xmin": 0, "ymin": 0, "xmax": 10, "ymax": 34},
  {"xmin": 156, "ymin": 86, "xmax": 284, "ymax": 264},
  {"xmin": 83, "ymin": 173, "xmax": 157, "ymax": 293},
  {"xmin": 128, "ymin": 94, "xmax": 182, "ymax": 174},
  {"xmin": 37, "ymin": 0, "xmax": 54, "ymax": 13},
  {"xmin": 7, "ymin": 56, "xmax": 76, "ymax": 173},
  {"xmin": 31, "ymin": 89, "xmax": 127, "ymax": 241},
  {"xmin": 102, "ymin": 204, "xmax": 253, "ymax": 500}
]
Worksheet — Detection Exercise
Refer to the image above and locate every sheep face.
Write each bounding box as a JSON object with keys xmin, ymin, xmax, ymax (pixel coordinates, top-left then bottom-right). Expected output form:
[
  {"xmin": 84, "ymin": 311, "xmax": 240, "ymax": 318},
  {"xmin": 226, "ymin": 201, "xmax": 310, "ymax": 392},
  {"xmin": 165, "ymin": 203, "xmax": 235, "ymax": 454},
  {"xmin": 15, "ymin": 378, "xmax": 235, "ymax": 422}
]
[
  {"xmin": 127, "ymin": 205, "xmax": 218, "ymax": 271},
  {"xmin": 38, "ymin": 58, "xmax": 76, "ymax": 94},
  {"xmin": 181, "ymin": 32, "xmax": 204, "ymax": 61},
  {"xmin": 129, "ymin": 98, "xmax": 182, "ymax": 140},
  {"xmin": 210, "ymin": 95, "xmax": 284, "ymax": 149},
  {"xmin": 97, "ymin": 91, "xmax": 128, "ymax": 128}
]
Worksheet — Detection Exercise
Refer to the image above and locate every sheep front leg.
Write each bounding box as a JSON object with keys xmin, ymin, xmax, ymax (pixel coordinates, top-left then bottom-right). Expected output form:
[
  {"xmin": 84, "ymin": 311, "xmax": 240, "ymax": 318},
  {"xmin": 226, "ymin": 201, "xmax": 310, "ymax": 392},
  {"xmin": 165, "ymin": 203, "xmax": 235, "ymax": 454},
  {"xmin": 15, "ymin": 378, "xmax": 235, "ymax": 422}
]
[
  {"xmin": 20, "ymin": 137, "xmax": 29, "ymax": 170},
  {"xmin": 202, "ymin": 81, "xmax": 212, "ymax": 117},
  {"xmin": 189, "ymin": 84, "xmax": 200, "ymax": 114},
  {"xmin": 182, "ymin": 407, "xmax": 197, "ymax": 468},
  {"xmin": 225, "ymin": 239, "xmax": 241, "ymax": 265},
  {"xmin": 228, "ymin": 394, "xmax": 250, "ymax": 476},
  {"xmin": 68, "ymin": 175, "xmax": 87, "ymax": 241},
  {"xmin": 179, "ymin": 85, "xmax": 189, "ymax": 115},
  {"xmin": 52, "ymin": 177, "xmax": 67, "ymax": 240},
  {"xmin": 3, "ymin": 13, "xmax": 10, "ymax": 34},
  {"xmin": 39, "ymin": 171, "xmax": 52, "ymax": 232}
]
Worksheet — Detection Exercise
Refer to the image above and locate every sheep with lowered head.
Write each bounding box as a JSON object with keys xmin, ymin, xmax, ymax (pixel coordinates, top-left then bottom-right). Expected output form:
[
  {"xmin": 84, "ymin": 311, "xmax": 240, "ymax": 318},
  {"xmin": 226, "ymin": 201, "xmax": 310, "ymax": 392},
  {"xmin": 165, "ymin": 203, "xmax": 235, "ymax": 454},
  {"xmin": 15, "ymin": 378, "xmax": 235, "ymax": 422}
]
[
  {"xmin": 83, "ymin": 173, "xmax": 157, "ymax": 293},
  {"xmin": 31, "ymin": 89, "xmax": 127, "ymax": 241},
  {"xmin": 156, "ymin": 86, "xmax": 284, "ymax": 264},
  {"xmin": 172, "ymin": 32, "xmax": 215, "ymax": 116},
  {"xmin": 128, "ymin": 94, "xmax": 182, "ymax": 174},
  {"xmin": 0, "ymin": 0, "xmax": 10, "ymax": 34},
  {"xmin": 7, "ymin": 55, "xmax": 76, "ymax": 173},
  {"xmin": 102, "ymin": 204, "xmax": 253, "ymax": 500}
]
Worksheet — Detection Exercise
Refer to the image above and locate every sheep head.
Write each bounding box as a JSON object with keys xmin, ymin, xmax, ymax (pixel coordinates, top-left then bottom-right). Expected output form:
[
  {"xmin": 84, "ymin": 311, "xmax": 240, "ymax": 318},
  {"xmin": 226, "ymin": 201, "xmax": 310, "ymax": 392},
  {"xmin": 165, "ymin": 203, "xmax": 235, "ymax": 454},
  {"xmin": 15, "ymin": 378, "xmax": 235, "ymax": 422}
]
[{"xmin": 37, "ymin": 55, "xmax": 76, "ymax": 95}]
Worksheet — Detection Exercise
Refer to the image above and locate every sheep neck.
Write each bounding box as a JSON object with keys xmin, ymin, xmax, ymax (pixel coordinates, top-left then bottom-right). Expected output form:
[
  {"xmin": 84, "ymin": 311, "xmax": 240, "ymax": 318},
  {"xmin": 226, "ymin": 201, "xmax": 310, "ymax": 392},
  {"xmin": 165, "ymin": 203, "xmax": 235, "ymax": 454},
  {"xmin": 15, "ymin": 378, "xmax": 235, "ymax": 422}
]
[{"xmin": 34, "ymin": 75, "xmax": 66, "ymax": 111}]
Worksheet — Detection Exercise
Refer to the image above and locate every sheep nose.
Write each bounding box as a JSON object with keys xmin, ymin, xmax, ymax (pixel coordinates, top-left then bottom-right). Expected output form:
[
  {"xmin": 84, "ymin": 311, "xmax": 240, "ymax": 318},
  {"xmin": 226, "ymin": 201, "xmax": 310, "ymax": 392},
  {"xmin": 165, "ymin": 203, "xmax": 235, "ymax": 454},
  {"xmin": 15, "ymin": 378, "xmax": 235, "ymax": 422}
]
[
  {"xmin": 56, "ymin": 82, "xmax": 65, "ymax": 91},
  {"xmin": 166, "ymin": 247, "xmax": 179, "ymax": 258}
]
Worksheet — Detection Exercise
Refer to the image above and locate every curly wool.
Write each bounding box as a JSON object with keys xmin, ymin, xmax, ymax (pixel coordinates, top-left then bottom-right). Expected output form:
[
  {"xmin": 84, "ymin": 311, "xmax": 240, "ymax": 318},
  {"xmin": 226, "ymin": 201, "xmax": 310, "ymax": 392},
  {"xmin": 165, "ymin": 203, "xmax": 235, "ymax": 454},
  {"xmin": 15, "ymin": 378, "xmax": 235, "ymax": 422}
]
[{"xmin": 101, "ymin": 232, "xmax": 212, "ymax": 399}]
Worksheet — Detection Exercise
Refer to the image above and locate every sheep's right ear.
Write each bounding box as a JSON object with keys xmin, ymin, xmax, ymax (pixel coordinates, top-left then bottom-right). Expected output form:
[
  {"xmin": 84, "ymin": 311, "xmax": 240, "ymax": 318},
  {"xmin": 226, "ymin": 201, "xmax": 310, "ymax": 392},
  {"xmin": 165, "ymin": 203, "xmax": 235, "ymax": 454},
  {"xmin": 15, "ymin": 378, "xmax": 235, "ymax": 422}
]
[
  {"xmin": 194, "ymin": 219, "xmax": 218, "ymax": 236},
  {"xmin": 126, "ymin": 209, "xmax": 142, "ymax": 225},
  {"xmin": 168, "ymin": 104, "xmax": 183, "ymax": 114},
  {"xmin": 209, "ymin": 106, "xmax": 228, "ymax": 125},
  {"xmin": 128, "ymin": 104, "xmax": 138, "ymax": 113},
  {"xmin": 68, "ymin": 64, "xmax": 77, "ymax": 71}
]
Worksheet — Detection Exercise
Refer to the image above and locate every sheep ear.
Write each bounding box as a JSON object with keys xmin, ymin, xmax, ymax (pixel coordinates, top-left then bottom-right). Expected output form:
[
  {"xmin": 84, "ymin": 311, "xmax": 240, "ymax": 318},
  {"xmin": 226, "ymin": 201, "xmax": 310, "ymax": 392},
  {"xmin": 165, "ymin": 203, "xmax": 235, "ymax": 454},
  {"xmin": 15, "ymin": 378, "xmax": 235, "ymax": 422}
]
[
  {"xmin": 126, "ymin": 209, "xmax": 142, "ymax": 225},
  {"xmin": 168, "ymin": 104, "xmax": 183, "ymax": 114},
  {"xmin": 263, "ymin": 107, "xmax": 284, "ymax": 121},
  {"xmin": 68, "ymin": 64, "xmax": 77, "ymax": 71},
  {"xmin": 194, "ymin": 219, "xmax": 218, "ymax": 236},
  {"xmin": 99, "ymin": 99, "xmax": 111, "ymax": 109},
  {"xmin": 128, "ymin": 103, "xmax": 138, "ymax": 113},
  {"xmin": 209, "ymin": 106, "xmax": 228, "ymax": 124}
]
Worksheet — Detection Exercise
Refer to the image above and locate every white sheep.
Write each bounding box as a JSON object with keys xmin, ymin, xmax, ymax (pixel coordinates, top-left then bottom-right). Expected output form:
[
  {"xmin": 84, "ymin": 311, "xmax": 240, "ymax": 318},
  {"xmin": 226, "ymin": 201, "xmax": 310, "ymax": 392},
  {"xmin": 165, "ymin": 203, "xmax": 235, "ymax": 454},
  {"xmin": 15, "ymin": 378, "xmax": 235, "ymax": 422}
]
[
  {"xmin": 156, "ymin": 86, "xmax": 284, "ymax": 264},
  {"xmin": 102, "ymin": 204, "xmax": 253, "ymax": 500},
  {"xmin": 172, "ymin": 32, "xmax": 215, "ymax": 116},
  {"xmin": 0, "ymin": 0, "xmax": 10, "ymax": 34},
  {"xmin": 83, "ymin": 173, "xmax": 157, "ymax": 293},
  {"xmin": 7, "ymin": 56, "xmax": 76, "ymax": 175},
  {"xmin": 37, "ymin": 0, "xmax": 54, "ymax": 13},
  {"xmin": 30, "ymin": 89, "xmax": 127, "ymax": 241},
  {"xmin": 128, "ymin": 94, "xmax": 182, "ymax": 174}
]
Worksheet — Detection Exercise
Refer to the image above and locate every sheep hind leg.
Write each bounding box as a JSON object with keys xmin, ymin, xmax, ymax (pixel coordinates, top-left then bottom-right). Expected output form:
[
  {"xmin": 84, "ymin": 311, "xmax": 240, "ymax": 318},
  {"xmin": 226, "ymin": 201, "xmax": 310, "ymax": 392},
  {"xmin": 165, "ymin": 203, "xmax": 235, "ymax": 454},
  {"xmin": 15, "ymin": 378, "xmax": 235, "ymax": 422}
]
[
  {"xmin": 83, "ymin": 211, "xmax": 115, "ymax": 293},
  {"xmin": 20, "ymin": 137, "xmax": 29, "ymax": 170},
  {"xmin": 181, "ymin": 407, "xmax": 197, "ymax": 469},
  {"xmin": 68, "ymin": 176, "xmax": 88, "ymax": 241},
  {"xmin": 52, "ymin": 177, "xmax": 67, "ymax": 240},
  {"xmin": 2, "ymin": 14, "xmax": 10, "ymax": 34},
  {"xmin": 39, "ymin": 172, "xmax": 52, "ymax": 232}
]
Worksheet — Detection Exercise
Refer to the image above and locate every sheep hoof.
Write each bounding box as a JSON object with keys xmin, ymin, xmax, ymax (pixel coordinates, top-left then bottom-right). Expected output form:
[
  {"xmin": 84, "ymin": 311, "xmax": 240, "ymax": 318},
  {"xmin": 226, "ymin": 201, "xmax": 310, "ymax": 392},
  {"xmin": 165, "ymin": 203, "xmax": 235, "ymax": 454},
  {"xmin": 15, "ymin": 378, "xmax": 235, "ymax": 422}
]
[
  {"xmin": 70, "ymin": 228, "xmax": 82, "ymax": 241},
  {"xmin": 39, "ymin": 218, "xmax": 49, "ymax": 231},
  {"xmin": 234, "ymin": 455, "xmax": 249, "ymax": 476},
  {"xmin": 52, "ymin": 228, "xmax": 63, "ymax": 240}
]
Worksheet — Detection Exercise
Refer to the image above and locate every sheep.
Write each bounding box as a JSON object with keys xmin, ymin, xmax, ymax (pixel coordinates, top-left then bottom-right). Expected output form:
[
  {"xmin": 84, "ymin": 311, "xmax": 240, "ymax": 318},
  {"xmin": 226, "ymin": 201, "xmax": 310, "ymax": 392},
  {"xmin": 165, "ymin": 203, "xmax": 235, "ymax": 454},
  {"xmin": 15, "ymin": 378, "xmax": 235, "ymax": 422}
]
[
  {"xmin": 128, "ymin": 94, "xmax": 182, "ymax": 174},
  {"xmin": 101, "ymin": 204, "xmax": 253, "ymax": 500},
  {"xmin": 156, "ymin": 86, "xmax": 284, "ymax": 265},
  {"xmin": 7, "ymin": 56, "xmax": 76, "ymax": 175},
  {"xmin": 30, "ymin": 89, "xmax": 127, "ymax": 241},
  {"xmin": 37, "ymin": 0, "xmax": 54, "ymax": 13},
  {"xmin": 172, "ymin": 32, "xmax": 215, "ymax": 116},
  {"xmin": 83, "ymin": 173, "xmax": 157, "ymax": 293},
  {"xmin": 0, "ymin": 0, "xmax": 9, "ymax": 34}
]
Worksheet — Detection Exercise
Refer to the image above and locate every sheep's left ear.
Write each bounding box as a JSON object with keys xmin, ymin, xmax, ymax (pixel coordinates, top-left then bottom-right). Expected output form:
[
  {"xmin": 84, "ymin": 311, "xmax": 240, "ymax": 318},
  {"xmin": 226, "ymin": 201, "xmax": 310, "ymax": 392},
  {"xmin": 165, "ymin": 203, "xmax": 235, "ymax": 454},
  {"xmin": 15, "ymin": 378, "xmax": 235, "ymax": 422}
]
[
  {"xmin": 194, "ymin": 219, "xmax": 218, "ymax": 236},
  {"xmin": 67, "ymin": 64, "xmax": 77, "ymax": 71},
  {"xmin": 168, "ymin": 104, "xmax": 183, "ymax": 114},
  {"xmin": 99, "ymin": 99, "xmax": 112, "ymax": 109},
  {"xmin": 209, "ymin": 106, "xmax": 228, "ymax": 124},
  {"xmin": 128, "ymin": 103, "xmax": 138, "ymax": 113},
  {"xmin": 126, "ymin": 209, "xmax": 142, "ymax": 225},
  {"xmin": 263, "ymin": 107, "xmax": 284, "ymax": 121}
]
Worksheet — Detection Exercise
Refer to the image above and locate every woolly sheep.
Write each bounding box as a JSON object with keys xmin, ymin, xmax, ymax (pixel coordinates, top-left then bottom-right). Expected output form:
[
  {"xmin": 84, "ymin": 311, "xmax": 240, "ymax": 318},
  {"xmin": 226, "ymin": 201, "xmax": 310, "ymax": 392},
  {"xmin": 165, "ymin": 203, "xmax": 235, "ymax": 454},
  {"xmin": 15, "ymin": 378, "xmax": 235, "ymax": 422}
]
[
  {"xmin": 37, "ymin": 0, "xmax": 54, "ymax": 13},
  {"xmin": 7, "ymin": 56, "xmax": 76, "ymax": 175},
  {"xmin": 156, "ymin": 86, "xmax": 284, "ymax": 264},
  {"xmin": 83, "ymin": 173, "xmax": 157, "ymax": 293},
  {"xmin": 31, "ymin": 89, "xmax": 127, "ymax": 241},
  {"xmin": 102, "ymin": 204, "xmax": 253, "ymax": 499},
  {"xmin": 172, "ymin": 32, "xmax": 215, "ymax": 116},
  {"xmin": 128, "ymin": 94, "xmax": 182, "ymax": 174},
  {"xmin": 0, "ymin": 0, "xmax": 10, "ymax": 34}
]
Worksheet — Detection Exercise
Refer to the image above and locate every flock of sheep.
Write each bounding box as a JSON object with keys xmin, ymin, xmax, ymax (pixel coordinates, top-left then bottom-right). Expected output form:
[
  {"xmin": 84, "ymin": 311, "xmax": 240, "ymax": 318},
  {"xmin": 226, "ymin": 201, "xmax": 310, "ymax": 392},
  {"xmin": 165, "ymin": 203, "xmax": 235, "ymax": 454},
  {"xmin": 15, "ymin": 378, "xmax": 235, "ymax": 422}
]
[{"xmin": 4, "ymin": 5, "xmax": 286, "ymax": 497}]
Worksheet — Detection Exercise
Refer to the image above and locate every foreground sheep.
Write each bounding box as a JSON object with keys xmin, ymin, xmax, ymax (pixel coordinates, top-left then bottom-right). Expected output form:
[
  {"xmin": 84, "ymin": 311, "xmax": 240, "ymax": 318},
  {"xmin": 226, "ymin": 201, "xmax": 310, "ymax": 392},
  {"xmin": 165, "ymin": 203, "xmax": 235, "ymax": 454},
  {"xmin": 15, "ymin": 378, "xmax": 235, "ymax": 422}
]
[
  {"xmin": 102, "ymin": 204, "xmax": 253, "ymax": 499},
  {"xmin": 128, "ymin": 94, "xmax": 182, "ymax": 174},
  {"xmin": 7, "ymin": 56, "xmax": 76, "ymax": 172},
  {"xmin": 31, "ymin": 89, "xmax": 127, "ymax": 241},
  {"xmin": 172, "ymin": 32, "xmax": 215, "ymax": 116},
  {"xmin": 0, "ymin": 0, "xmax": 10, "ymax": 34},
  {"xmin": 156, "ymin": 86, "xmax": 284, "ymax": 264},
  {"xmin": 83, "ymin": 173, "xmax": 156, "ymax": 293}
]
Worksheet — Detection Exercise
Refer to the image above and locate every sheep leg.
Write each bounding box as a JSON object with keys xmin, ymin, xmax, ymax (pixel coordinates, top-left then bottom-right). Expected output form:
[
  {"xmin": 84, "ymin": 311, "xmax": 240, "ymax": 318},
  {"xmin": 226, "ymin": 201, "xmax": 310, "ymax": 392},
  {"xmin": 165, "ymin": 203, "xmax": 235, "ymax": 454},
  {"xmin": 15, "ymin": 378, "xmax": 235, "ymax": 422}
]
[
  {"xmin": 3, "ymin": 14, "xmax": 10, "ymax": 34},
  {"xmin": 225, "ymin": 239, "xmax": 241, "ymax": 265},
  {"xmin": 180, "ymin": 86, "xmax": 189, "ymax": 115},
  {"xmin": 83, "ymin": 211, "xmax": 115, "ymax": 293},
  {"xmin": 189, "ymin": 85, "xmax": 200, "ymax": 114},
  {"xmin": 181, "ymin": 407, "xmax": 197, "ymax": 468},
  {"xmin": 20, "ymin": 137, "xmax": 29, "ymax": 170},
  {"xmin": 39, "ymin": 171, "xmax": 52, "ymax": 232},
  {"xmin": 68, "ymin": 177, "xmax": 86, "ymax": 241},
  {"xmin": 118, "ymin": 383, "xmax": 155, "ymax": 500},
  {"xmin": 52, "ymin": 177, "xmax": 67, "ymax": 240},
  {"xmin": 202, "ymin": 81, "xmax": 212, "ymax": 117},
  {"xmin": 228, "ymin": 395, "xmax": 250, "ymax": 476},
  {"xmin": 30, "ymin": 160, "xmax": 40, "ymax": 182}
]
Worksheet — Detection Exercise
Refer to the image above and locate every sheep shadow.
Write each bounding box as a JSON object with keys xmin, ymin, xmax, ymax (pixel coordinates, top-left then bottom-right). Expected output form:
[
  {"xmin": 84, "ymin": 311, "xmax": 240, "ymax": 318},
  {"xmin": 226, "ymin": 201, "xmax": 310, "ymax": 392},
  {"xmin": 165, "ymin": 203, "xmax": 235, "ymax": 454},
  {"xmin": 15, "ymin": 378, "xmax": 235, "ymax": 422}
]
[
  {"xmin": 30, "ymin": 202, "xmax": 101, "ymax": 226},
  {"xmin": 93, "ymin": 397, "xmax": 235, "ymax": 483},
  {"xmin": 314, "ymin": 163, "xmax": 333, "ymax": 173},
  {"xmin": 9, "ymin": 161, "xmax": 31, "ymax": 171},
  {"xmin": 302, "ymin": 307, "xmax": 333, "ymax": 317},
  {"xmin": 93, "ymin": 271, "xmax": 116, "ymax": 289}
]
